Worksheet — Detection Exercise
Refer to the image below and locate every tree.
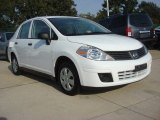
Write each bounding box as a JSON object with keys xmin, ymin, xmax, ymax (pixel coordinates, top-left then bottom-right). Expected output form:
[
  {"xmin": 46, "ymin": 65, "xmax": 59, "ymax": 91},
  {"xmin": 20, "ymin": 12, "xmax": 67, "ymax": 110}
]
[
  {"xmin": 79, "ymin": 13, "xmax": 96, "ymax": 21},
  {"xmin": 0, "ymin": 0, "xmax": 77, "ymax": 31},
  {"xmin": 96, "ymin": 0, "xmax": 138, "ymax": 21},
  {"xmin": 138, "ymin": 1, "xmax": 160, "ymax": 25}
]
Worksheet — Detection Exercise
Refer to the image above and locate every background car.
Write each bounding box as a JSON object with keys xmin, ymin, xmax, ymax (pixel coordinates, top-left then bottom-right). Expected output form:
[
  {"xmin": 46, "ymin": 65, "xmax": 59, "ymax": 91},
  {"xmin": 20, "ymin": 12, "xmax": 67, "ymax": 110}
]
[
  {"xmin": 98, "ymin": 13, "xmax": 157, "ymax": 47},
  {"xmin": 0, "ymin": 32, "xmax": 14, "ymax": 59},
  {"xmin": 155, "ymin": 26, "xmax": 160, "ymax": 40},
  {"xmin": 155, "ymin": 26, "xmax": 160, "ymax": 49}
]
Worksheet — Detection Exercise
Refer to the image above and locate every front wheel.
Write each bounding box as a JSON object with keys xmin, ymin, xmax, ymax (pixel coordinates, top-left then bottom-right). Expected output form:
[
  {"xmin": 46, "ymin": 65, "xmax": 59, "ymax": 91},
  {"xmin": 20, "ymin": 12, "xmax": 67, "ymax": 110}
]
[
  {"xmin": 11, "ymin": 55, "xmax": 21, "ymax": 75},
  {"xmin": 58, "ymin": 62, "xmax": 80, "ymax": 95}
]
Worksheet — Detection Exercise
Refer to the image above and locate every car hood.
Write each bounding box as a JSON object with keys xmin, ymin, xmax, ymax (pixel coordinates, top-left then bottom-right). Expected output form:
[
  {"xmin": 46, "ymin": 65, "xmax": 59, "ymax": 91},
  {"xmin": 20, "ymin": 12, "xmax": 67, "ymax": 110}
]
[{"xmin": 67, "ymin": 34, "xmax": 143, "ymax": 51}]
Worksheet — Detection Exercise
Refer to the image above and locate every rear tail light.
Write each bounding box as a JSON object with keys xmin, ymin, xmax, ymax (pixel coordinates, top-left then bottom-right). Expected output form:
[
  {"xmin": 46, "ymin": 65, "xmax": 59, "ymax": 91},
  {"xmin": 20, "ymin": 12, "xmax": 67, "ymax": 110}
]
[
  {"xmin": 150, "ymin": 28, "xmax": 155, "ymax": 35},
  {"xmin": 126, "ymin": 27, "xmax": 132, "ymax": 37}
]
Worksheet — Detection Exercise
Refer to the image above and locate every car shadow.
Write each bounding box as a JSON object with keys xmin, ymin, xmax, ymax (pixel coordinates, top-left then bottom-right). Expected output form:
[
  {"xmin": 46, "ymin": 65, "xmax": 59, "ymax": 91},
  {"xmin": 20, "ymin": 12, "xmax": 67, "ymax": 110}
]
[
  {"xmin": 8, "ymin": 65, "xmax": 62, "ymax": 92},
  {"xmin": 80, "ymin": 85, "xmax": 127, "ymax": 95},
  {"xmin": 0, "ymin": 117, "xmax": 7, "ymax": 120},
  {"xmin": 8, "ymin": 65, "xmax": 127, "ymax": 95}
]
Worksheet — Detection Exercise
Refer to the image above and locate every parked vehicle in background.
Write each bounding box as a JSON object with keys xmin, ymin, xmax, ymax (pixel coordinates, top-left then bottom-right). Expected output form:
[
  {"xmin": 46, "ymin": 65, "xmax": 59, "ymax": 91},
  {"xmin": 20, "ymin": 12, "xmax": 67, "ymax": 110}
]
[
  {"xmin": 155, "ymin": 26, "xmax": 160, "ymax": 40},
  {"xmin": 155, "ymin": 26, "xmax": 160, "ymax": 49},
  {"xmin": 98, "ymin": 13, "xmax": 157, "ymax": 47},
  {"xmin": 0, "ymin": 32, "xmax": 14, "ymax": 59},
  {"xmin": 8, "ymin": 16, "xmax": 152, "ymax": 95}
]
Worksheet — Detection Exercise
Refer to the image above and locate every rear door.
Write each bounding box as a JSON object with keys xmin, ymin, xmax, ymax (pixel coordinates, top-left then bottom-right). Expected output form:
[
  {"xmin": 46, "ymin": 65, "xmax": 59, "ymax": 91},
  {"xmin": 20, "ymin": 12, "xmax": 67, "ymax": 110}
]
[
  {"xmin": 27, "ymin": 19, "xmax": 53, "ymax": 74},
  {"xmin": 15, "ymin": 21, "xmax": 32, "ymax": 66}
]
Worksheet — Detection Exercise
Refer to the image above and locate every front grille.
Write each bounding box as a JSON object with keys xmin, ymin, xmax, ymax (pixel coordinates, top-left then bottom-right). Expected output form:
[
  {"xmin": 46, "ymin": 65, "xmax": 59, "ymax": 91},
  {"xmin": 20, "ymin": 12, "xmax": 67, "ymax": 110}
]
[
  {"xmin": 118, "ymin": 69, "xmax": 147, "ymax": 80},
  {"xmin": 106, "ymin": 47, "xmax": 146, "ymax": 60}
]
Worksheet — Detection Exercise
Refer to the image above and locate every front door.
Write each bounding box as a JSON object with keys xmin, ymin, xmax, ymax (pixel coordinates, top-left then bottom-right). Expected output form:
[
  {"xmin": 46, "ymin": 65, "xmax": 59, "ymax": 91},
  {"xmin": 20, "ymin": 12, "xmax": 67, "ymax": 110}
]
[{"xmin": 27, "ymin": 19, "xmax": 53, "ymax": 75}]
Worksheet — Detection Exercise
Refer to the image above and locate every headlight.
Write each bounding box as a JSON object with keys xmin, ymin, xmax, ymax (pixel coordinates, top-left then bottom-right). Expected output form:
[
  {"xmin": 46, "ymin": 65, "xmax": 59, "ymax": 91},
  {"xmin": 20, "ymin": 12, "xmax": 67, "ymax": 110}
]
[{"xmin": 76, "ymin": 45, "xmax": 114, "ymax": 61}]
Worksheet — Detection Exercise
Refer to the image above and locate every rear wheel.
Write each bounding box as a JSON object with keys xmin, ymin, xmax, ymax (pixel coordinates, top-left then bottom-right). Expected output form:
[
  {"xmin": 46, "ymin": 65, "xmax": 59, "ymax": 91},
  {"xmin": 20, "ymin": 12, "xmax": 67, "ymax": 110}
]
[
  {"xmin": 11, "ymin": 55, "xmax": 21, "ymax": 75},
  {"xmin": 5, "ymin": 47, "xmax": 9, "ymax": 61},
  {"xmin": 58, "ymin": 62, "xmax": 80, "ymax": 95}
]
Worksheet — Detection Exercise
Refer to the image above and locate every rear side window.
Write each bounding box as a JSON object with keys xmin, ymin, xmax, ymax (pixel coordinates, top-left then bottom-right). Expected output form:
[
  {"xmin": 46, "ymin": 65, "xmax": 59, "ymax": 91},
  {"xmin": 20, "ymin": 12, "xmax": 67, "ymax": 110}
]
[
  {"xmin": 99, "ymin": 19, "xmax": 111, "ymax": 28},
  {"xmin": 110, "ymin": 16, "xmax": 127, "ymax": 28},
  {"xmin": 18, "ymin": 21, "xmax": 31, "ymax": 39},
  {"xmin": 130, "ymin": 14, "xmax": 152, "ymax": 27}
]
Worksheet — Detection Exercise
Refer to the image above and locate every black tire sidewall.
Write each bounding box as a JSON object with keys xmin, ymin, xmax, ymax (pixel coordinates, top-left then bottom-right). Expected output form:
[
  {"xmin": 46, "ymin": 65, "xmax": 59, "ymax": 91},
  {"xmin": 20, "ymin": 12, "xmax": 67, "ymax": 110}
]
[
  {"xmin": 11, "ymin": 56, "xmax": 21, "ymax": 75},
  {"xmin": 58, "ymin": 62, "xmax": 80, "ymax": 95},
  {"xmin": 5, "ymin": 47, "xmax": 9, "ymax": 61}
]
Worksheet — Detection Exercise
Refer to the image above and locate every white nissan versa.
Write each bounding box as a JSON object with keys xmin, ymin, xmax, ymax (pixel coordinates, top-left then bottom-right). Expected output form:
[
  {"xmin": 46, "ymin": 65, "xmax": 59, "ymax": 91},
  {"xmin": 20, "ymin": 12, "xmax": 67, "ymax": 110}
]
[{"xmin": 8, "ymin": 16, "xmax": 152, "ymax": 95}]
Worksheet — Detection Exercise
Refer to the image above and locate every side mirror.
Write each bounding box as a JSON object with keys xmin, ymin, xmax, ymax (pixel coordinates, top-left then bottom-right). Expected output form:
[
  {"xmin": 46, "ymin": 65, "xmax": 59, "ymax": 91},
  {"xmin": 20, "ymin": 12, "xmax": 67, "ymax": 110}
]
[{"xmin": 38, "ymin": 33, "xmax": 50, "ymax": 45}]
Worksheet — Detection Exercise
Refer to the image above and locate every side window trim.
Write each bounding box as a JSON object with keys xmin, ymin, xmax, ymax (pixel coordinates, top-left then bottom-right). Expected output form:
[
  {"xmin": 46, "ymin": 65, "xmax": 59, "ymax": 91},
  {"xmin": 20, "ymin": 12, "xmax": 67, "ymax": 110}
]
[{"xmin": 28, "ymin": 20, "xmax": 34, "ymax": 39}]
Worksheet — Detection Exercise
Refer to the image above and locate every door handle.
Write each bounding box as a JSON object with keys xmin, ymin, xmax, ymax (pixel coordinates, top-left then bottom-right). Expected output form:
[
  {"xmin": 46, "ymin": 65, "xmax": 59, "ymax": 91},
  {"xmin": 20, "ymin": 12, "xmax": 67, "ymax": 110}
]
[{"xmin": 28, "ymin": 43, "xmax": 32, "ymax": 46}]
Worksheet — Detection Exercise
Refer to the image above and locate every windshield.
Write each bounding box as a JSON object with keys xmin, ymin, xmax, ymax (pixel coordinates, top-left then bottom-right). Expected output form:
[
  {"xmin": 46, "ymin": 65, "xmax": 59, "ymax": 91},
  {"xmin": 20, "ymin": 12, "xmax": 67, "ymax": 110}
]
[
  {"xmin": 130, "ymin": 14, "xmax": 153, "ymax": 27},
  {"xmin": 48, "ymin": 18, "xmax": 111, "ymax": 36},
  {"xmin": 6, "ymin": 33, "xmax": 14, "ymax": 40}
]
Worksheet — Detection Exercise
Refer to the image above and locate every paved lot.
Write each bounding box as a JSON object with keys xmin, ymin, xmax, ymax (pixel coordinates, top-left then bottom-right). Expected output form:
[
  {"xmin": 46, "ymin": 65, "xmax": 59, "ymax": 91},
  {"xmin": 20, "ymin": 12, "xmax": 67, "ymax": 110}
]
[{"xmin": 0, "ymin": 50, "xmax": 160, "ymax": 120}]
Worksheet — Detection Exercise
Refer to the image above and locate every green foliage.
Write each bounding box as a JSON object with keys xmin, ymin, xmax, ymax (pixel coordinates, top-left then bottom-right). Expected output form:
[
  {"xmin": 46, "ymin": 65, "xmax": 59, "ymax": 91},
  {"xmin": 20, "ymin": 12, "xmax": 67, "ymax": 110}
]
[
  {"xmin": 96, "ymin": 0, "xmax": 160, "ymax": 25},
  {"xmin": 0, "ymin": 0, "xmax": 77, "ymax": 31},
  {"xmin": 79, "ymin": 13, "xmax": 96, "ymax": 21},
  {"xmin": 96, "ymin": 0, "xmax": 138, "ymax": 21}
]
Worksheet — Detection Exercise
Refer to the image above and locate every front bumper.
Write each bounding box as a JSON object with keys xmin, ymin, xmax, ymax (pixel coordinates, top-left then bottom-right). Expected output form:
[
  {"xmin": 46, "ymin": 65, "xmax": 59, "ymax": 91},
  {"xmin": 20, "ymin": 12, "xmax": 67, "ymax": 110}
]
[{"xmin": 77, "ymin": 52, "xmax": 152, "ymax": 87}]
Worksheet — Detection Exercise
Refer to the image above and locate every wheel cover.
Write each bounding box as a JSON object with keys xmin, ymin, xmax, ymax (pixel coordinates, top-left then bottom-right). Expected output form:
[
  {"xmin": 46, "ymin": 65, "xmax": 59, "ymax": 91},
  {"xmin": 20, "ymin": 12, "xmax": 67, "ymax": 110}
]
[
  {"xmin": 60, "ymin": 67, "xmax": 75, "ymax": 91},
  {"xmin": 12, "ymin": 58, "xmax": 18, "ymax": 73}
]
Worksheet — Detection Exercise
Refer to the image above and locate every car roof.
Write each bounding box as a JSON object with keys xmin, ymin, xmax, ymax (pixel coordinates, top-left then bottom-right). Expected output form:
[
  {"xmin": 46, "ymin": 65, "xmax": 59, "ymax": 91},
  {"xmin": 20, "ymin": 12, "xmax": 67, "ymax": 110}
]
[
  {"xmin": 105, "ymin": 13, "xmax": 148, "ymax": 19},
  {"xmin": 22, "ymin": 16, "xmax": 80, "ymax": 24},
  {"xmin": 30, "ymin": 16, "xmax": 79, "ymax": 20}
]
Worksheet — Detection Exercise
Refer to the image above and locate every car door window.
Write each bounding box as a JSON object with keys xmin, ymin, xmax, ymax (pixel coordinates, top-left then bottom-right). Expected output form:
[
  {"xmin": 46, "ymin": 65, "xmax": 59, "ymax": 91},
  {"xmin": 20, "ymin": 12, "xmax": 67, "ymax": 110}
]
[
  {"xmin": 31, "ymin": 20, "xmax": 50, "ymax": 39},
  {"xmin": 18, "ymin": 21, "xmax": 31, "ymax": 39}
]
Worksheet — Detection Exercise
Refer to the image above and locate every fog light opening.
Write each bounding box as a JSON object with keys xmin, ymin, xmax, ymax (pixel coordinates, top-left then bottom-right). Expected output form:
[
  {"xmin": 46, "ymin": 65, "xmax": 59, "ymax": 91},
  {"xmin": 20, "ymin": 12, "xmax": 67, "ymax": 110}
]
[{"xmin": 98, "ymin": 73, "xmax": 113, "ymax": 82}]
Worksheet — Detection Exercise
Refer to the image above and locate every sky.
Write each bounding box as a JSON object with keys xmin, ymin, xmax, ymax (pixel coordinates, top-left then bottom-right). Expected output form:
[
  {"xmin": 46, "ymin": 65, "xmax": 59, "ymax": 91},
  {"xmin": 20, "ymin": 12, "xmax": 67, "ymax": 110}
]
[{"xmin": 74, "ymin": 0, "xmax": 160, "ymax": 15}]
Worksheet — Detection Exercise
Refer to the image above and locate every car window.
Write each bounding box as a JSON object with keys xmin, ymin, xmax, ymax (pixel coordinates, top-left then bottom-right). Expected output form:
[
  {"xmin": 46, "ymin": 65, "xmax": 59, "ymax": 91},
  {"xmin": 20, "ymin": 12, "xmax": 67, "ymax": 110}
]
[
  {"xmin": 99, "ymin": 19, "xmax": 111, "ymax": 29},
  {"xmin": 18, "ymin": 21, "xmax": 31, "ymax": 39},
  {"xmin": 130, "ymin": 14, "xmax": 152, "ymax": 27},
  {"xmin": 6, "ymin": 33, "xmax": 14, "ymax": 40},
  {"xmin": 31, "ymin": 20, "xmax": 50, "ymax": 39},
  {"xmin": 0, "ymin": 33, "xmax": 5, "ymax": 42},
  {"xmin": 110, "ymin": 16, "xmax": 127, "ymax": 28}
]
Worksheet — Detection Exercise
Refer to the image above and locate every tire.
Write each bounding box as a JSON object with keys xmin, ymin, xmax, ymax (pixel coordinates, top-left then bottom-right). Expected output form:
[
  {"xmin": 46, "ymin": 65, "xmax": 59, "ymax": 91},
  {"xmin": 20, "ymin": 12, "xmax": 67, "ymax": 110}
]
[
  {"xmin": 11, "ymin": 55, "xmax": 21, "ymax": 75},
  {"xmin": 58, "ymin": 62, "xmax": 80, "ymax": 95},
  {"xmin": 5, "ymin": 47, "xmax": 9, "ymax": 61}
]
